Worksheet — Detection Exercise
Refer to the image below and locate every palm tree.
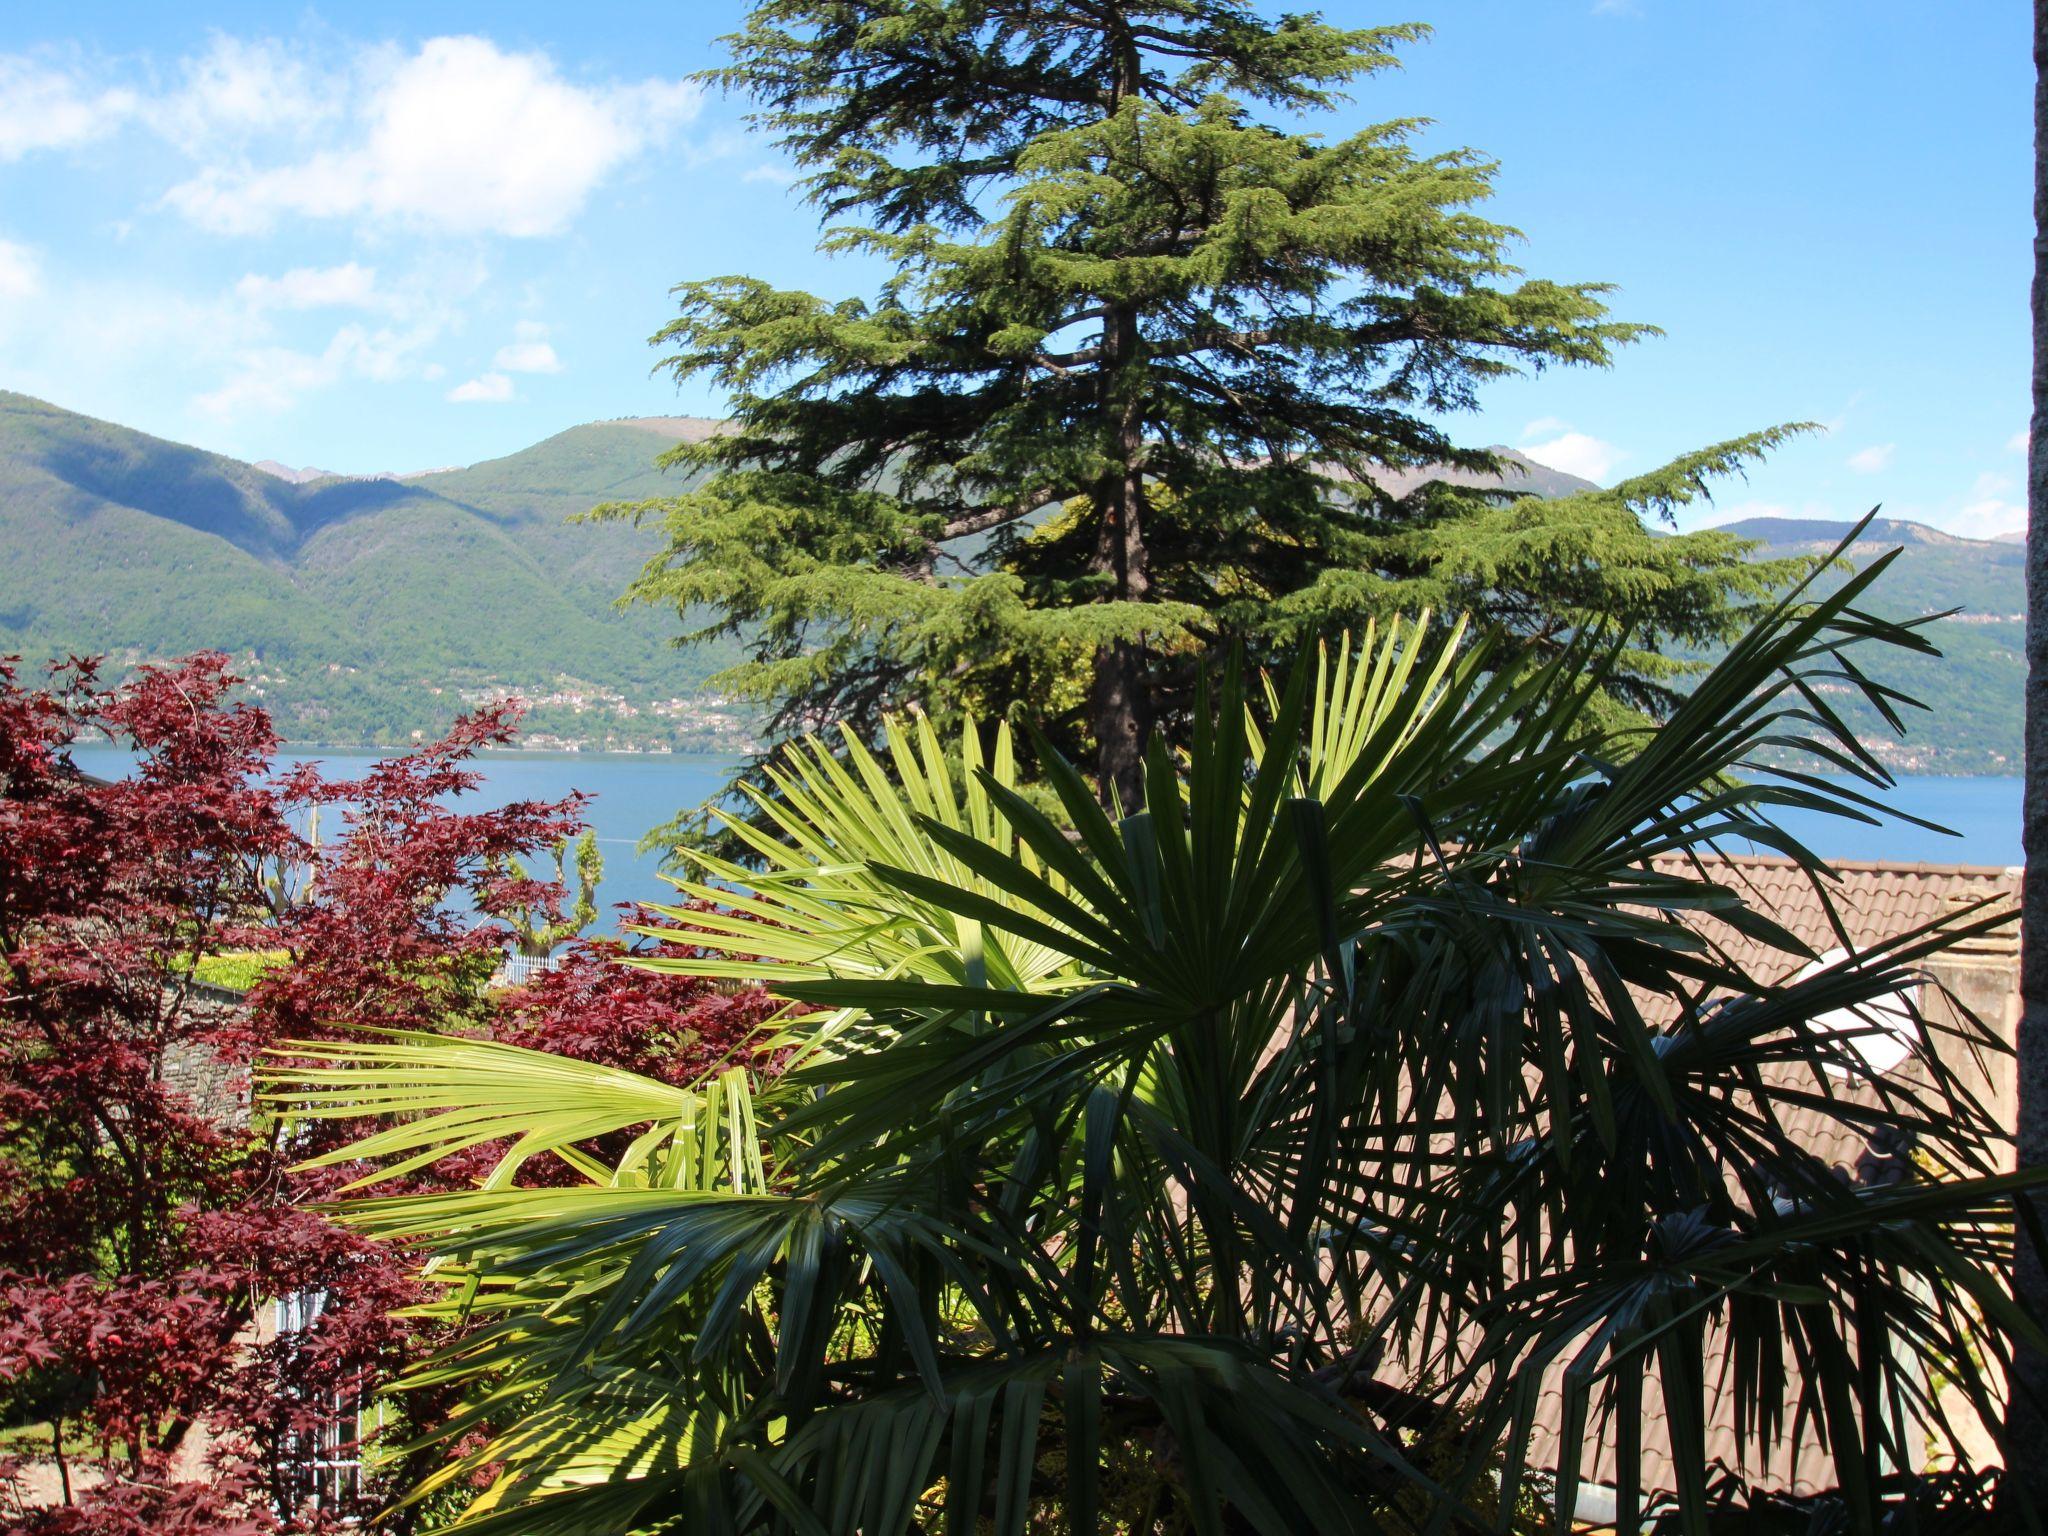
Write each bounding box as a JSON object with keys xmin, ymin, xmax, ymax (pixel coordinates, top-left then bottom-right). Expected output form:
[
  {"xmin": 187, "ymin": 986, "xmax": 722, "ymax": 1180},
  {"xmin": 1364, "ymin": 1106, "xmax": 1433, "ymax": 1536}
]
[{"xmin": 268, "ymin": 530, "xmax": 2044, "ymax": 1534}]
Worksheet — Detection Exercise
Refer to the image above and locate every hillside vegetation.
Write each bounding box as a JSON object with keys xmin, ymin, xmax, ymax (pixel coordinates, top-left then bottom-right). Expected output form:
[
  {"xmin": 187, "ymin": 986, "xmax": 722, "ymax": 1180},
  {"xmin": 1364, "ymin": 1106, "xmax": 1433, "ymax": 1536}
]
[
  {"xmin": 0, "ymin": 391, "xmax": 2022, "ymax": 767},
  {"xmin": 0, "ymin": 392, "xmax": 745, "ymax": 749},
  {"xmin": 1711, "ymin": 516, "xmax": 2024, "ymax": 772}
]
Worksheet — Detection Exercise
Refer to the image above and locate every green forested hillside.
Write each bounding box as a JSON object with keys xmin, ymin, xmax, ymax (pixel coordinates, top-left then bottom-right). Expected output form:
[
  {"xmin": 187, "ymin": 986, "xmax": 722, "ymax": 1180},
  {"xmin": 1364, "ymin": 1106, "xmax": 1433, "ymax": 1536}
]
[
  {"xmin": 0, "ymin": 393, "xmax": 743, "ymax": 748},
  {"xmin": 0, "ymin": 390, "xmax": 2023, "ymax": 765},
  {"xmin": 1709, "ymin": 516, "xmax": 2023, "ymax": 773}
]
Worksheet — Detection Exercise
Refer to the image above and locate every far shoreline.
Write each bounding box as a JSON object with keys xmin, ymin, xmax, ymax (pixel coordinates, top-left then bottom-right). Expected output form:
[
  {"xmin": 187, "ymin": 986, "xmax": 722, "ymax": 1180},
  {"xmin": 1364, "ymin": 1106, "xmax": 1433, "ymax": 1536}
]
[
  {"xmin": 70, "ymin": 739, "xmax": 750, "ymax": 766},
  {"xmin": 290, "ymin": 744, "xmax": 747, "ymax": 763},
  {"xmin": 69, "ymin": 736, "xmax": 2024, "ymax": 780}
]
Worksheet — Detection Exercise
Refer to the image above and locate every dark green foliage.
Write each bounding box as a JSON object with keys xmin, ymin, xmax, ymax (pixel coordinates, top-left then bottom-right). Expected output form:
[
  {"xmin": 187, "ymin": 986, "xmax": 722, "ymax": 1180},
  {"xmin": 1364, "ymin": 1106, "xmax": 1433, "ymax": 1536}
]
[
  {"xmin": 604, "ymin": 1, "xmax": 1806, "ymax": 804},
  {"xmin": 715, "ymin": 1, "xmax": 1419, "ymax": 232}
]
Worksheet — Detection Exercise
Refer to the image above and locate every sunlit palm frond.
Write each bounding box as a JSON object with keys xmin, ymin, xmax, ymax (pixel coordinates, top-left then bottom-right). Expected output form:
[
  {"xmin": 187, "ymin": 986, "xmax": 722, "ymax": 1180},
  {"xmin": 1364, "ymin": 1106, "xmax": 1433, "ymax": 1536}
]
[
  {"xmin": 267, "ymin": 1032, "xmax": 767, "ymax": 1192},
  {"xmin": 630, "ymin": 714, "xmax": 1087, "ymax": 1068},
  {"xmin": 1251, "ymin": 612, "xmax": 1472, "ymax": 802}
]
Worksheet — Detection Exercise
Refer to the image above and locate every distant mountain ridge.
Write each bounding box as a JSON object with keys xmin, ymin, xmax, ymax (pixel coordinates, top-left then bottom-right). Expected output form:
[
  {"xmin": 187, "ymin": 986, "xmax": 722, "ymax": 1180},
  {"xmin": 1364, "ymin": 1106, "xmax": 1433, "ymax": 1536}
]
[
  {"xmin": 1712, "ymin": 514, "xmax": 2014, "ymax": 552},
  {"xmin": 0, "ymin": 391, "xmax": 749, "ymax": 750},
  {"xmin": 253, "ymin": 460, "xmax": 340, "ymax": 485},
  {"xmin": 0, "ymin": 391, "xmax": 2020, "ymax": 766},
  {"xmin": 1365, "ymin": 448, "xmax": 1595, "ymax": 501},
  {"xmin": 252, "ymin": 459, "xmax": 462, "ymax": 484}
]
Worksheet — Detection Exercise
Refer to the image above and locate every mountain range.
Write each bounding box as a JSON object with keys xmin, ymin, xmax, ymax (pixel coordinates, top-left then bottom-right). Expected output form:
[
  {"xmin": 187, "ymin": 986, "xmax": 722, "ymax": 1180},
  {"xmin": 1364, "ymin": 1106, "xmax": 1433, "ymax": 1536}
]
[
  {"xmin": 0, "ymin": 390, "xmax": 752, "ymax": 750},
  {"xmin": 0, "ymin": 390, "xmax": 2023, "ymax": 768}
]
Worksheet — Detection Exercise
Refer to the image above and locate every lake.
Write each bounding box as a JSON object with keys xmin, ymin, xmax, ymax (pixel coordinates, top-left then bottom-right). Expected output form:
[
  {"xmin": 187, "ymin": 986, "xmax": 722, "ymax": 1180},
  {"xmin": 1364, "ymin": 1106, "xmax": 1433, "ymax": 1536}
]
[
  {"xmin": 68, "ymin": 747, "xmax": 2025, "ymax": 933},
  {"xmin": 71, "ymin": 745, "xmax": 742, "ymax": 933},
  {"xmin": 1764, "ymin": 774, "xmax": 2022, "ymax": 869}
]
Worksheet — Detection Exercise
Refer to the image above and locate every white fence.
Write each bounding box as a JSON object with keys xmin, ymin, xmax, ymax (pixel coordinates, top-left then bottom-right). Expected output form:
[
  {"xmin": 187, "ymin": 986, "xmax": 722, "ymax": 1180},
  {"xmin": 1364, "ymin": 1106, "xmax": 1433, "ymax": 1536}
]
[{"xmin": 492, "ymin": 949, "xmax": 570, "ymax": 989}]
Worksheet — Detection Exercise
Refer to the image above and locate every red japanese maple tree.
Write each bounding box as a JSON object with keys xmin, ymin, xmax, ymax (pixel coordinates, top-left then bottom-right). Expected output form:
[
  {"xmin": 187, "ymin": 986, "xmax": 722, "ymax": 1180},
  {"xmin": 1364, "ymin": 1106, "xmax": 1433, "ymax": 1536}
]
[{"xmin": 0, "ymin": 655, "xmax": 772, "ymax": 1532}]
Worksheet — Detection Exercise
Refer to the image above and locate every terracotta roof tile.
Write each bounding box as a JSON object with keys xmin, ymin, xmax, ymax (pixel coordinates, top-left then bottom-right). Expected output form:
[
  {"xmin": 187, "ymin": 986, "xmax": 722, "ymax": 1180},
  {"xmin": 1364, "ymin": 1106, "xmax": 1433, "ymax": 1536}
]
[
  {"xmin": 1646, "ymin": 853, "xmax": 2020, "ymax": 968},
  {"xmin": 1450, "ymin": 854, "xmax": 2017, "ymax": 1503}
]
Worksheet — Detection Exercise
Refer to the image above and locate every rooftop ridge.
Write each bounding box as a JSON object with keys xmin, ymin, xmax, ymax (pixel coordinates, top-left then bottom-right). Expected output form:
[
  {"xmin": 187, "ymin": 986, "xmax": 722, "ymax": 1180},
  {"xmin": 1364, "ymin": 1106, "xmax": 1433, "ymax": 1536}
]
[{"xmin": 1654, "ymin": 850, "xmax": 2021, "ymax": 881}]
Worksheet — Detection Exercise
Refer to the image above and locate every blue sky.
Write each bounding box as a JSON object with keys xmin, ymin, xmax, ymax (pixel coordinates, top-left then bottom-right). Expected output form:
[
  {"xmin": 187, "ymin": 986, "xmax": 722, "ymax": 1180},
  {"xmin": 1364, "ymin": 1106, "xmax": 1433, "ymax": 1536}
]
[{"xmin": 0, "ymin": 2, "xmax": 2028, "ymax": 534}]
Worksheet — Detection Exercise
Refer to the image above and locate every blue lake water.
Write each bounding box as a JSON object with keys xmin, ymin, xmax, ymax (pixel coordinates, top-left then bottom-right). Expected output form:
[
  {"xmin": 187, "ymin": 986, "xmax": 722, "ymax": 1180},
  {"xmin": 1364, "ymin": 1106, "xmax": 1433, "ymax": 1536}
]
[
  {"xmin": 1763, "ymin": 774, "xmax": 2022, "ymax": 869},
  {"xmin": 70, "ymin": 745, "xmax": 741, "ymax": 934},
  {"xmin": 67, "ymin": 746, "xmax": 2026, "ymax": 933}
]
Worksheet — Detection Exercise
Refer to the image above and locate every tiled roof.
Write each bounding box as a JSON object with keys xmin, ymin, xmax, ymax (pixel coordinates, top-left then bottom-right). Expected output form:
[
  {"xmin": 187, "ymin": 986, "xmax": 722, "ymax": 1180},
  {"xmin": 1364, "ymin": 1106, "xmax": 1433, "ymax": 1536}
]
[
  {"xmin": 1646, "ymin": 852, "xmax": 2020, "ymax": 967},
  {"xmin": 1481, "ymin": 854, "xmax": 2017, "ymax": 1503}
]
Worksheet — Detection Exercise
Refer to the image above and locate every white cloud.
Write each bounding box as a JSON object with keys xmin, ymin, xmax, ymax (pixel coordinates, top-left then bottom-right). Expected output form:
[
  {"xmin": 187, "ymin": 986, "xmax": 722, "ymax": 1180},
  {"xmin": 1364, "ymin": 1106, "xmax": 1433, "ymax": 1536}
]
[
  {"xmin": 2009, "ymin": 428, "xmax": 2030, "ymax": 454},
  {"xmin": 149, "ymin": 35, "xmax": 339, "ymax": 154},
  {"xmin": 1519, "ymin": 415, "xmax": 1572, "ymax": 440},
  {"xmin": 1519, "ymin": 430, "xmax": 1625, "ymax": 483},
  {"xmin": 493, "ymin": 341, "xmax": 559, "ymax": 372},
  {"xmin": 183, "ymin": 252, "xmax": 483, "ymax": 418},
  {"xmin": 194, "ymin": 319, "xmax": 444, "ymax": 419},
  {"xmin": 0, "ymin": 36, "xmax": 691, "ymax": 431},
  {"xmin": 235, "ymin": 262, "xmax": 382, "ymax": 311},
  {"xmin": 447, "ymin": 371, "xmax": 515, "ymax": 403},
  {"xmin": 742, "ymin": 163, "xmax": 798, "ymax": 186},
  {"xmin": 194, "ymin": 346, "xmax": 344, "ymax": 419},
  {"xmin": 1818, "ymin": 391, "xmax": 1865, "ymax": 438},
  {"xmin": 0, "ymin": 239, "xmax": 41, "ymax": 300},
  {"xmin": 0, "ymin": 55, "xmax": 139, "ymax": 161},
  {"xmin": 1845, "ymin": 442, "xmax": 1895, "ymax": 474},
  {"xmin": 492, "ymin": 318, "xmax": 560, "ymax": 373},
  {"xmin": 1949, "ymin": 497, "xmax": 2026, "ymax": 541},
  {"xmin": 162, "ymin": 36, "xmax": 702, "ymax": 238},
  {"xmin": 165, "ymin": 255, "xmax": 480, "ymax": 418}
]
